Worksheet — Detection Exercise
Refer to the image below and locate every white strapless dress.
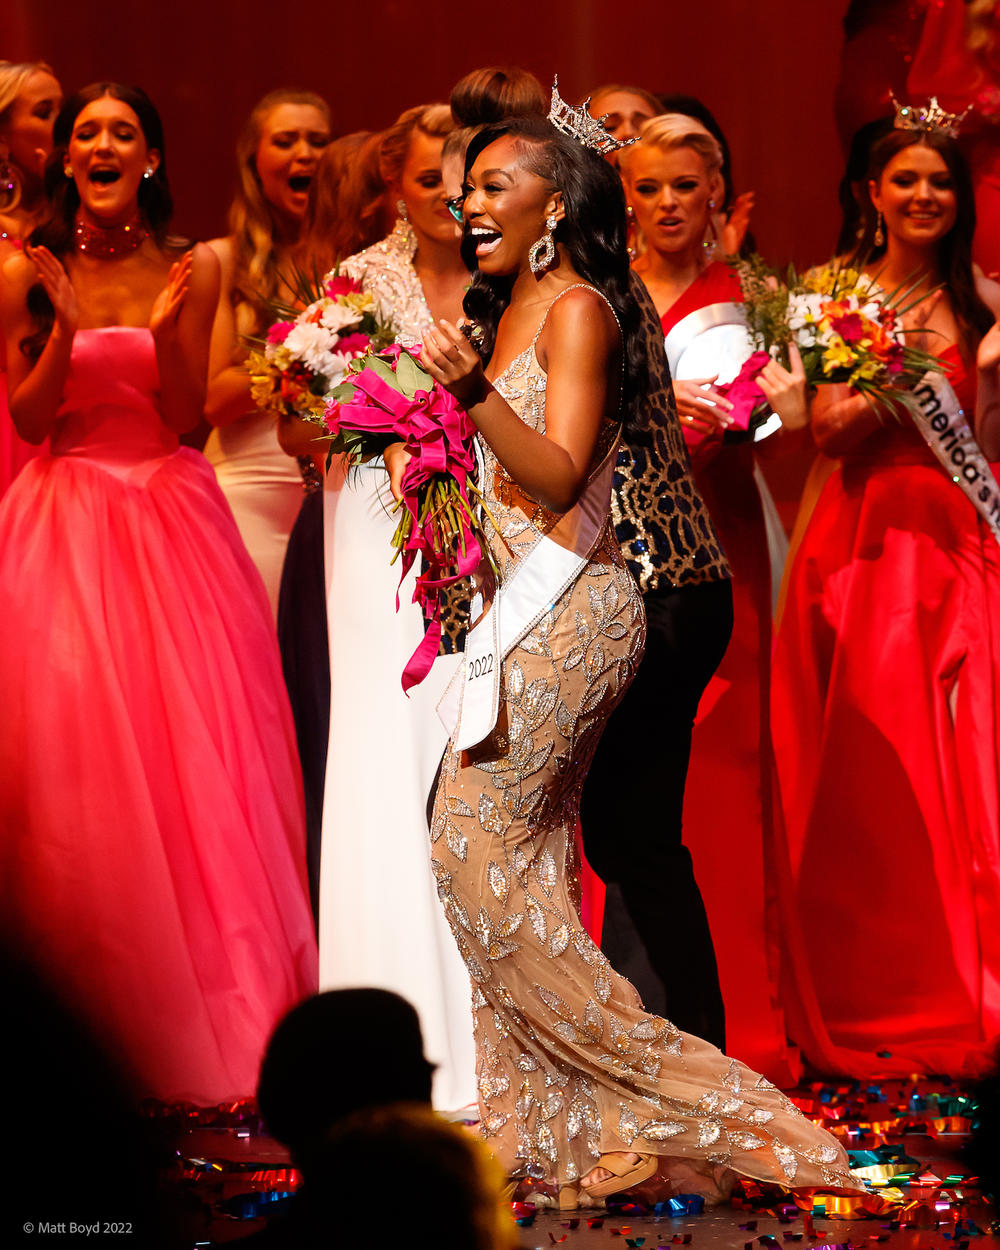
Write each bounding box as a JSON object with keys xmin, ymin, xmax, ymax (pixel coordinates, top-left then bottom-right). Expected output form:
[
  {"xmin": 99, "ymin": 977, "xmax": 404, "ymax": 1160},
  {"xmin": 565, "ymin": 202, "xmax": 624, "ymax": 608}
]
[{"xmin": 319, "ymin": 455, "xmax": 475, "ymax": 1111}]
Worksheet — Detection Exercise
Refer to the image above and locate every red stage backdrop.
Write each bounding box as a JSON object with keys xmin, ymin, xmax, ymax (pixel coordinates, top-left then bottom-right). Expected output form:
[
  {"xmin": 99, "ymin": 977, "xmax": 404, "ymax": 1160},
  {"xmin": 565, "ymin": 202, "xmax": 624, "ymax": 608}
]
[{"xmin": 3, "ymin": 0, "xmax": 849, "ymax": 265}]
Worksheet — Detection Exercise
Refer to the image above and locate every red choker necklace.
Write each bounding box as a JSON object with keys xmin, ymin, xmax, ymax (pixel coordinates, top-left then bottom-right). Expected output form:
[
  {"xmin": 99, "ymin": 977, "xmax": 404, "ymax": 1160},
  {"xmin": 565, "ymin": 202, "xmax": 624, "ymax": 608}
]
[{"xmin": 74, "ymin": 212, "xmax": 149, "ymax": 257}]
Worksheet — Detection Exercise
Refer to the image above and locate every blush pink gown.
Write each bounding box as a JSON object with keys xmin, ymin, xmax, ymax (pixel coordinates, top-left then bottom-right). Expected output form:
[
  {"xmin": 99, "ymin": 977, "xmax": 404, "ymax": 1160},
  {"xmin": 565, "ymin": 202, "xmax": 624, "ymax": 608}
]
[{"xmin": 0, "ymin": 326, "xmax": 318, "ymax": 1105}]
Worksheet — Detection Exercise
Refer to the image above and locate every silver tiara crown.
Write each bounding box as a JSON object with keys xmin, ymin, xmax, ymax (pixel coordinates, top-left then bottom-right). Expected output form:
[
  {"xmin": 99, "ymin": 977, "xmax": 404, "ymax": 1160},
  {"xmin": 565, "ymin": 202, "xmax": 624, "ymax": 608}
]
[
  {"xmin": 547, "ymin": 75, "xmax": 639, "ymax": 155},
  {"xmin": 892, "ymin": 93, "xmax": 971, "ymax": 139}
]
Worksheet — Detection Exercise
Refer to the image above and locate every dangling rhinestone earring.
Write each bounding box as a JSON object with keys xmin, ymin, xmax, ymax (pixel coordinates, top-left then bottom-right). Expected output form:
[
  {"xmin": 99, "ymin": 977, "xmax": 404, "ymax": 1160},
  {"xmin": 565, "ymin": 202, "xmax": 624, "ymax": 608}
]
[
  {"xmin": 529, "ymin": 214, "xmax": 558, "ymax": 274},
  {"xmin": 396, "ymin": 198, "xmax": 409, "ymax": 222},
  {"xmin": 701, "ymin": 200, "xmax": 718, "ymax": 262},
  {"xmin": 873, "ymin": 210, "xmax": 885, "ymax": 248}
]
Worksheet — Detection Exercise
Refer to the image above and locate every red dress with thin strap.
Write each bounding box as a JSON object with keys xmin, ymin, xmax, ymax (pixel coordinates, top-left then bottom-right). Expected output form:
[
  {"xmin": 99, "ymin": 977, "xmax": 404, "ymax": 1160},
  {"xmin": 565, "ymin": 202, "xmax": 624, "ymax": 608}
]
[
  {"xmin": 771, "ymin": 345, "xmax": 1000, "ymax": 1076},
  {"xmin": 659, "ymin": 262, "xmax": 794, "ymax": 1082}
]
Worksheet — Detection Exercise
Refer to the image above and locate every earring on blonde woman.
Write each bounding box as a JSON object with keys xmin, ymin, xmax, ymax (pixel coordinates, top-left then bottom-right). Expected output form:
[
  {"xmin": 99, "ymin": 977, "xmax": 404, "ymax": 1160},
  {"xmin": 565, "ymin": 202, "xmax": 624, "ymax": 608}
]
[{"xmin": 396, "ymin": 198, "xmax": 409, "ymax": 222}]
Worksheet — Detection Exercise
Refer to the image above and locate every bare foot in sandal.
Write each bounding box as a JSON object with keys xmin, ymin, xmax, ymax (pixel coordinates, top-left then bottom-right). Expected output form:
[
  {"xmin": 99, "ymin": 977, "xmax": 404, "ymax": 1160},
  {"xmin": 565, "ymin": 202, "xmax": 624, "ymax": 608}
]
[{"xmin": 581, "ymin": 1151, "xmax": 657, "ymax": 1199}]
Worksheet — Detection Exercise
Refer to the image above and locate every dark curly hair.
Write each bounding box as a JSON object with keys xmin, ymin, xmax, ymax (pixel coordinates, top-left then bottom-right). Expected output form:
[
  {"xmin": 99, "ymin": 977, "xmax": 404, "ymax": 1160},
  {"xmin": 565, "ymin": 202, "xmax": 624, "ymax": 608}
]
[
  {"xmin": 860, "ymin": 127, "xmax": 993, "ymax": 356},
  {"xmin": 22, "ymin": 83, "xmax": 179, "ymax": 360},
  {"xmin": 461, "ymin": 116, "xmax": 649, "ymax": 434}
]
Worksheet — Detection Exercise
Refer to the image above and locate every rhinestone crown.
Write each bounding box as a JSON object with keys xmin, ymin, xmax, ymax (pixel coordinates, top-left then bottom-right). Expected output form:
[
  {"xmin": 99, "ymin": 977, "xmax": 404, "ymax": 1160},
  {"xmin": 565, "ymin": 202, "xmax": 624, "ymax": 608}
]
[
  {"xmin": 892, "ymin": 93, "xmax": 970, "ymax": 139},
  {"xmin": 547, "ymin": 75, "xmax": 639, "ymax": 155}
]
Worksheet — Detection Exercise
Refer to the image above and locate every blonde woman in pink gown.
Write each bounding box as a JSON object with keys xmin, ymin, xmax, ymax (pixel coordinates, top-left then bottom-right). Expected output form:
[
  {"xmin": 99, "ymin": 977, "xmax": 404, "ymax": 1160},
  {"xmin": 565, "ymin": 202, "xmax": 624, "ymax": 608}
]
[{"xmin": 0, "ymin": 83, "xmax": 316, "ymax": 1105}]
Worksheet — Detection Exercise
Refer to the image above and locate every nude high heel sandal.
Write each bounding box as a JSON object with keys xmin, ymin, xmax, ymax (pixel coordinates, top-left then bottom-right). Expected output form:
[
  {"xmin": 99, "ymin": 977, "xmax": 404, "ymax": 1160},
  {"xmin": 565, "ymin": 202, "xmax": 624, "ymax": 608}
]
[{"xmin": 583, "ymin": 1152, "xmax": 657, "ymax": 1200}]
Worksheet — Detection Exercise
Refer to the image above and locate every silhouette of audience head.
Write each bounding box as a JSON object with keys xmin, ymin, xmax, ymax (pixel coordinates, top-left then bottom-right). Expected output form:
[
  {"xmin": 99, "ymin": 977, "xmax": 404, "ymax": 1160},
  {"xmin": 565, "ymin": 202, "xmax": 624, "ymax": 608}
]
[
  {"xmin": 257, "ymin": 988, "xmax": 435, "ymax": 1170},
  {"xmin": 967, "ymin": 1042, "xmax": 1000, "ymax": 1202},
  {"xmin": 308, "ymin": 1104, "xmax": 519, "ymax": 1250}
]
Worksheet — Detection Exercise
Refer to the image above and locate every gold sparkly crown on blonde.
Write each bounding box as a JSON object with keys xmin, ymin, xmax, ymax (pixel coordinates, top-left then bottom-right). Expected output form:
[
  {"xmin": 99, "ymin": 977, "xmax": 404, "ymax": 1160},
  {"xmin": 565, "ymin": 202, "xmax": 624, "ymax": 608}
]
[
  {"xmin": 891, "ymin": 93, "xmax": 971, "ymax": 139},
  {"xmin": 547, "ymin": 75, "xmax": 639, "ymax": 155}
]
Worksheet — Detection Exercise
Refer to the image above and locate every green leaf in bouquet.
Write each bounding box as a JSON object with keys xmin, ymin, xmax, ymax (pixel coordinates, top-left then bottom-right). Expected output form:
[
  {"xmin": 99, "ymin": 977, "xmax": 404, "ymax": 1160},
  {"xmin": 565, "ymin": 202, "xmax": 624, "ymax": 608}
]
[
  {"xmin": 393, "ymin": 349, "xmax": 433, "ymax": 399},
  {"xmin": 364, "ymin": 354, "xmax": 400, "ymax": 387},
  {"xmin": 275, "ymin": 257, "xmax": 330, "ymax": 312},
  {"xmin": 737, "ymin": 253, "xmax": 792, "ymax": 356},
  {"xmin": 327, "ymin": 379, "xmax": 356, "ymax": 404}
]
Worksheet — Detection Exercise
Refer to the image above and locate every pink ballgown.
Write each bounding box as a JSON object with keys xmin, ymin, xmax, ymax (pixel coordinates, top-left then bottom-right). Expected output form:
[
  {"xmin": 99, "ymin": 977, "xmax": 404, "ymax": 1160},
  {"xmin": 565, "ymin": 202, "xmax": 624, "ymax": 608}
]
[{"xmin": 0, "ymin": 326, "xmax": 318, "ymax": 1105}]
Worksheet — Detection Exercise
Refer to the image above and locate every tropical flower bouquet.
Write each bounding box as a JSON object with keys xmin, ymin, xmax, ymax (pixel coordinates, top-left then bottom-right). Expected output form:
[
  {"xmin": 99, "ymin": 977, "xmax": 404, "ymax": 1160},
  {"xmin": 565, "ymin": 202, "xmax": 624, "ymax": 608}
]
[
  {"xmin": 738, "ymin": 255, "xmax": 944, "ymax": 418},
  {"xmin": 245, "ymin": 270, "xmax": 494, "ymax": 691}
]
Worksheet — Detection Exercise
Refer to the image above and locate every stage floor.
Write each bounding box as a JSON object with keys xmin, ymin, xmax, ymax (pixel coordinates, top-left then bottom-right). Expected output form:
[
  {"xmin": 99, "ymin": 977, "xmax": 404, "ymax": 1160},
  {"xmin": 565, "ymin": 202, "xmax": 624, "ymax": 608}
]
[{"xmin": 168, "ymin": 1079, "xmax": 995, "ymax": 1248}]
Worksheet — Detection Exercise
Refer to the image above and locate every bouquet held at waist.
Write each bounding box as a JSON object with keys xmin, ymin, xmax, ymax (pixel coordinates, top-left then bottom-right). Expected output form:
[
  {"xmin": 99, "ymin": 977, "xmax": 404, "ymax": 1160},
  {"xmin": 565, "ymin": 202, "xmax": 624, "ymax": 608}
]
[
  {"xmin": 247, "ymin": 269, "xmax": 495, "ymax": 691},
  {"xmin": 736, "ymin": 255, "xmax": 944, "ymax": 420}
]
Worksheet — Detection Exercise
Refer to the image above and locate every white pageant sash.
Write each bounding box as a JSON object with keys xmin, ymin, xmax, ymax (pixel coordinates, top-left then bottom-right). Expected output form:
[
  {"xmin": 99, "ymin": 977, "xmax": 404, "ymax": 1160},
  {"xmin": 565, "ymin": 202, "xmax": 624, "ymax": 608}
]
[
  {"xmin": 438, "ymin": 442, "xmax": 619, "ymax": 750},
  {"xmin": 664, "ymin": 302, "xmax": 751, "ymax": 385},
  {"xmin": 909, "ymin": 371, "xmax": 1000, "ymax": 546}
]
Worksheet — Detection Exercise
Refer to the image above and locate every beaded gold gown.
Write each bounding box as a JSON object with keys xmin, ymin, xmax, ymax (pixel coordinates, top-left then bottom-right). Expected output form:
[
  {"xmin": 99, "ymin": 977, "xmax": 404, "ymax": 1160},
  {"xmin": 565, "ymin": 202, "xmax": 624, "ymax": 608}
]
[{"xmin": 430, "ymin": 290, "xmax": 859, "ymax": 1194}]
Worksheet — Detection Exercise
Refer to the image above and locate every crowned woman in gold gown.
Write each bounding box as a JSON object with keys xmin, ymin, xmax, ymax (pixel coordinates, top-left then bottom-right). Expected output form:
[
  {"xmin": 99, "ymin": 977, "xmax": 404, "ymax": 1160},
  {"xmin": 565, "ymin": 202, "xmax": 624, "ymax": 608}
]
[{"xmin": 407, "ymin": 102, "xmax": 862, "ymax": 1210}]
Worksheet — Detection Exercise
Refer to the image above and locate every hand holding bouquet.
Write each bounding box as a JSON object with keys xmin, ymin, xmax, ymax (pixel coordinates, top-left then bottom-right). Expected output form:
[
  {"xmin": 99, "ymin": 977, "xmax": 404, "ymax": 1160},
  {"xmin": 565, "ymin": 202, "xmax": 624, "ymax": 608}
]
[
  {"xmin": 320, "ymin": 345, "xmax": 496, "ymax": 692},
  {"xmin": 739, "ymin": 256, "xmax": 944, "ymax": 419},
  {"xmin": 245, "ymin": 272, "xmax": 494, "ymax": 692}
]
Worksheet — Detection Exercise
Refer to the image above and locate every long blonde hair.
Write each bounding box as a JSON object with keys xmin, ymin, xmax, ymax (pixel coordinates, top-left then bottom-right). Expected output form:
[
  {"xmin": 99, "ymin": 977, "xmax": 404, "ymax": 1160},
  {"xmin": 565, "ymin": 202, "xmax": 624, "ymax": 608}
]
[
  {"xmin": 228, "ymin": 87, "xmax": 331, "ymax": 326},
  {"xmin": 0, "ymin": 60, "xmax": 56, "ymax": 213}
]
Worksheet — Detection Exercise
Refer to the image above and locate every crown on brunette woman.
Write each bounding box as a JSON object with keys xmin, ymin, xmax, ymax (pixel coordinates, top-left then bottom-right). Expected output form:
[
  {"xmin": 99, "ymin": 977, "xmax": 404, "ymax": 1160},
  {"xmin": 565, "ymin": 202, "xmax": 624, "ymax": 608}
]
[
  {"xmin": 891, "ymin": 93, "xmax": 970, "ymax": 139},
  {"xmin": 548, "ymin": 75, "xmax": 638, "ymax": 155}
]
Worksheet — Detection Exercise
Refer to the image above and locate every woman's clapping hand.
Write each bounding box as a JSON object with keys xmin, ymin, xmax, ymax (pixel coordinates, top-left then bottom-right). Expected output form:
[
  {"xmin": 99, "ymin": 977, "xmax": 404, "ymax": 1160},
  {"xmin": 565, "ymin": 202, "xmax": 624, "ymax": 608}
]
[
  {"xmin": 149, "ymin": 250, "xmax": 193, "ymax": 344},
  {"xmin": 25, "ymin": 244, "xmax": 78, "ymax": 338}
]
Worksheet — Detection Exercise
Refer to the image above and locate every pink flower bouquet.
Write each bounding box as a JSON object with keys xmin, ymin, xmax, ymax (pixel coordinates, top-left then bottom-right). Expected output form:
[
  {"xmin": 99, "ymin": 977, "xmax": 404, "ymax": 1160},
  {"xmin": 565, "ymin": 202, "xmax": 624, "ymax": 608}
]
[
  {"xmin": 321, "ymin": 345, "xmax": 496, "ymax": 692},
  {"xmin": 246, "ymin": 272, "xmax": 389, "ymax": 423}
]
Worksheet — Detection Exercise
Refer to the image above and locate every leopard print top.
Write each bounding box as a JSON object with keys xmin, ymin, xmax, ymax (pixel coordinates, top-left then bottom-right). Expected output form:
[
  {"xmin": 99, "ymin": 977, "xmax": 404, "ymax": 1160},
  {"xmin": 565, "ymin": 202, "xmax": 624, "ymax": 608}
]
[{"xmin": 612, "ymin": 274, "xmax": 730, "ymax": 592}]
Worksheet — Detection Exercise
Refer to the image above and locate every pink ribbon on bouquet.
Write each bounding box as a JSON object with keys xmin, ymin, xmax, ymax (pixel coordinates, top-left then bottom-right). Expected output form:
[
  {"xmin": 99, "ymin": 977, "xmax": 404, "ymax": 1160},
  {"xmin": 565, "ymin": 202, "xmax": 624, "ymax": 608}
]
[
  {"xmin": 326, "ymin": 357, "xmax": 485, "ymax": 692},
  {"xmin": 680, "ymin": 350, "xmax": 771, "ymax": 457},
  {"xmin": 715, "ymin": 350, "xmax": 771, "ymax": 431}
]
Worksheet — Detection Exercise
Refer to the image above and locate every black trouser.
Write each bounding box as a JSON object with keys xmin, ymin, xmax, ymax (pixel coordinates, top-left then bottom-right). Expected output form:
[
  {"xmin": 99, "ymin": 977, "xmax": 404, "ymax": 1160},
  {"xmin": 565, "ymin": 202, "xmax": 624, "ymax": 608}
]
[
  {"xmin": 580, "ymin": 577, "xmax": 733, "ymax": 1051},
  {"xmin": 277, "ymin": 491, "xmax": 330, "ymax": 932}
]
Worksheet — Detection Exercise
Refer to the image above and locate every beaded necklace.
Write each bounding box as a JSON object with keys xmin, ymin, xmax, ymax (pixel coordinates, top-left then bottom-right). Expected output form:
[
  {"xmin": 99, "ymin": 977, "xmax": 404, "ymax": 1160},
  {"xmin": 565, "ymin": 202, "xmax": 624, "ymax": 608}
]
[{"xmin": 74, "ymin": 211, "xmax": 149, "ymax": 257}]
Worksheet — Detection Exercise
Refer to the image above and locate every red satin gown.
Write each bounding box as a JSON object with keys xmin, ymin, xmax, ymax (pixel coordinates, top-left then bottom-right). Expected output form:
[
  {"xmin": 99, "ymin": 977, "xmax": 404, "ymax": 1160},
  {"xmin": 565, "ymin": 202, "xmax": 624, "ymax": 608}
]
[
  {"xmin": 660, "ymin": 262, "xmax": 796, "ymax": 1082},
  {"xmin": 771, "ymin": 346, "xmax": 1000, "ymax": 1077},
  {"xmin": 0, "ymin": 327, "xmax": 318, "ymax": 1104}
]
